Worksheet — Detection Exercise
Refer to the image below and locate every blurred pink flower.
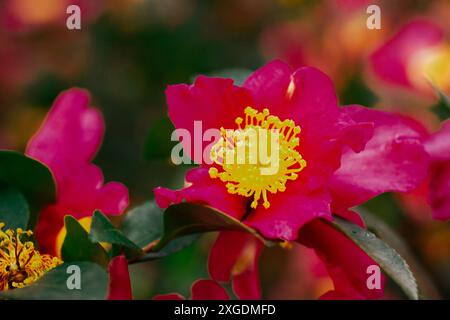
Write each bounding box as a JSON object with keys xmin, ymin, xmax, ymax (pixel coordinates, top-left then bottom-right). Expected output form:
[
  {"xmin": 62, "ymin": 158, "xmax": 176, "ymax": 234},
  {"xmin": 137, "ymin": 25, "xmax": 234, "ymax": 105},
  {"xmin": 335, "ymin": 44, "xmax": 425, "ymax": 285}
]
[
  {"xmin": 26, "ymin": 88, "xmax": 129, "ymax": 256},
  {"xmin": 369, "ymin": 19, "xmax": 450, "ymax": 98}
]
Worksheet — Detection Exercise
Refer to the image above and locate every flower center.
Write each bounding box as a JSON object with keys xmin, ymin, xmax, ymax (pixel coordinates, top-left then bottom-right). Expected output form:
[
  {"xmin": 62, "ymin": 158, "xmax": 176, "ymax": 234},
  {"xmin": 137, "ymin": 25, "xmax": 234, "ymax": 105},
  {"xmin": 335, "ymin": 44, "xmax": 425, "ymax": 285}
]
[
  {"xmin": 209, "ymin": 107, "xmax": 307, "ymax": 209},
  {"xmin": 0, "ymin": 222, "xmax": 62, "ymax": 291}
]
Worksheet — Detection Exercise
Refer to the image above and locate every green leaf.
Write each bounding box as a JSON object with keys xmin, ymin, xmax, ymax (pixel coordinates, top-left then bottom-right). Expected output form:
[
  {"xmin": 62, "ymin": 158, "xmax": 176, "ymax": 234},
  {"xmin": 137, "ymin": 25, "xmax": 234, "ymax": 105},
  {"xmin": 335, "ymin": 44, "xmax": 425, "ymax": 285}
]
[
  {"xmin": 341, "ymin": 74, "xmax": 378, "ymax": 107},
  {"xmin": 121, "ymin": 201, "xmax": 165, "ymax": 248},
  {"xmin": 329, "ymin": 217, "xmax": 419, "ymax": 300},
  {"xmin": 61, "ymin": 216, "xmax": 109, "ymax": 268},
  {"xmin": 143, "ymin": 116, "xmax": 176, "ymax": 160},
  {"xmin": 131, "ymin": 234, "xmax": 200, "ymax": 263},
  {"xmin": 431, "ymin": 84, "xmax": 450, "ymax": 120},
  {"xmin": 89, "ymin": 210, "xmax": 141, "ymax": 252},
  {"xmin": 0, "ymin": 185, "xmax": 30, "ymax": 229},
  {"xmin": 0, "ymin": 150, "xmax": 56, "ymax": 209},
  {"xmin": 0, "ymin": 262, "xmax": 108, "ymax": 300},
  {"xmin": 153, "ymin": 202, "xmax": 272, "ymax": 252},
  {"xmin": 360, "ymin": 210, "xmax": 440, "ymax": 299},
  {"xmin": 120, "ymin": 202, "xmax": 204, "ymax": 264}
]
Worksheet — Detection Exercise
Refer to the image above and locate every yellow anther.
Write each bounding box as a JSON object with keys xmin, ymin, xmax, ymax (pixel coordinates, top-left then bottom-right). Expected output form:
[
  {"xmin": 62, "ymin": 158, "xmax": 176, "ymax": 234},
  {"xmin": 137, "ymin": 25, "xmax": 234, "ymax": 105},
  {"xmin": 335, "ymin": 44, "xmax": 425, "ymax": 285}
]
[
  {"xmin": 209, "ymin": 106, "xmax": 307, "ymax": 209},
  {"xmin": 0, "ymin": 223, "xmax": 62, "ymax": 291}
]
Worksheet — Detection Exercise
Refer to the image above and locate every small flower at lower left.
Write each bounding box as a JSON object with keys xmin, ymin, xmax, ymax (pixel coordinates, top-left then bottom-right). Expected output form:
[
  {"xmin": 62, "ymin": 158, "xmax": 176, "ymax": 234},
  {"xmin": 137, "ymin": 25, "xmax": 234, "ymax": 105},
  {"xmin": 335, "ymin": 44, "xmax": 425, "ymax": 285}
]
[{"xmin": 0, "ymin": 223, "xmax": 62, "ymax": 291}]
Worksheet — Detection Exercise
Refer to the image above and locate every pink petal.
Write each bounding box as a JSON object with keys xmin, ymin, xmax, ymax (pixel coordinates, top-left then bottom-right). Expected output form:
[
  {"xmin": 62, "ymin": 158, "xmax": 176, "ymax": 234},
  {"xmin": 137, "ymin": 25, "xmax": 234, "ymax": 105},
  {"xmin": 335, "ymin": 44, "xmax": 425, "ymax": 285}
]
[
  {"xmin": 329, "ymin": 105, "xmax": 430, "ymax": 211},
  {"xmin": 243, "ymin": 60, "xmax": 293, "ymax": 114},
  {"xmin": 246, "ymin": 188, "xmax": 332, "ymax": 241},
  {"xmin": 232, "ymin": 263, "xmax": 262, "ymax": 300},
  {"xmin": 166, "ymin": 76, "xmax": 253, "ymax": 163},
  {"xmin": 425, "ymin": 120, "xmax": 450, "ymax": 220},
  {"xmin": 287, "ymin": 66, "xmax": 340, "ymax": 126},
  {"xmin": 425, "ymin": 120, "xmax": 450, "ymax": 162},
  {"xmin": 244, "ymin": 61, "xmax": 340, "ymax": 125},
  {"xmin": 26, "ymin": 88, "xmax": 103, "ymax": 172},
  {"xmin": 34, "ymin": 204, "xmax": 65, "ymax": 254},
  {"xmin": 26, "ymin": 88, "xmax": 129, "ymax": 254},
  {"xmin": 191, "ymin": 279, "xmax": 229, "ymax": 300},
  {"xmin": 298, "ymin": 219, "xmax": 385, "ymax": 300},
  {"xmin": 287, "ymin": 67, "xmax": 344, "ymax": 191},
  {"xmin": 336, "ymin": 110, "xmax": 374, "ymax": 153},
  {"xmin": 154, "ymin": 167, "xmax": 247, "ymax": 219},
  {"xmin": 245, "ymin": 64, "xmax": 345, "ymax": 193},
  {"xmin": 107, "ymin": 255, "xmax": 133, "ymax": 300},
  {"xmin": 208, "ymin": 231, "xmax": 263, "ymax": 299},
  {"xmin": 429, "ymin": 163, "xmax": 450, "ymax": 220}
]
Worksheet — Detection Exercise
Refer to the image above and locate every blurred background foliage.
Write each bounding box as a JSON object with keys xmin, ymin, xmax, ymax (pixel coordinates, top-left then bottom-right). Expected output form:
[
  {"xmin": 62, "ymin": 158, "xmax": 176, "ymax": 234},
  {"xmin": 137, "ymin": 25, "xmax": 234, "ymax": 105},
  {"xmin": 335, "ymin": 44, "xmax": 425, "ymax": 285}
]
[{"xmin": 1, "ymin": 0, "xmax": 449, "ymax": 299}]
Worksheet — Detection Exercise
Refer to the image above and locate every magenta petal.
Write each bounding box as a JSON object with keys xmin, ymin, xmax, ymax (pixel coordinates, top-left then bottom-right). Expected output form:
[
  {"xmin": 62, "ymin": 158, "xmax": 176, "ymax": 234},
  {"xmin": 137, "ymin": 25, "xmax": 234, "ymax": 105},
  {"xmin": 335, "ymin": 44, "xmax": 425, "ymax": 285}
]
[
  {"xmin": 287, "ymin": 67, "xmax": 343, "ymax": 191},
  {"xmin": 26, "ymin": 88, "xmax": 129, "ymax": 254},
  {"xmin": 329, "ymin": 106, "xmax": 430, "ymax": 211},
  {"xmin": 250, "ymin": 65, "xmax": 344, "ymax": 195},
  {"xmin": 425, "ymin": 120, "xmax": 450, "ymax": 162},
  {"xmin": 107, "ymin": 255, "xmax": 133, "ymax": 300},
  {"xmin": 166, "ymin": 76, "xmax": 253, "ymax": 162},
  {"xmin": 232, "ymin": 260, "xmax": 262, "ymax": 300},
  {"xmin": 287, "ymin": 66, "xmax": 339, "ymax": 126},
  {"xmin": 154, "ymin": 167, "xmax": 247, "ymax": 219},
  {"xmin": 370, "ymin": 19, "xmax": 444, "ymax": 90},
  {"xmin": 26, "ymin": 88, "xmax": 103, "ymax": 172},
  {"xmin": 426, "ymin": 120, "xmax": 450, "ymax": 220},
  {"xmin": 208, "ymin": 232, "xmax": 263, "ymax": 300},
  {"xmin": 336, "ymin": 109, "xmax": 374, "ymax": 153},
  {"xmin": 244, "ymin": 62, "xmax": 340, "ymax": 139},
  {"xmin": 243, "ymin": 59, "xmax": 293, "ymax": 114},
  {"xmin": 191, "ymin": 279, "xmax": 229, "ymax": 300},
  {"xmin": 246, "ymin": 188, "xmax": 332, "ymax": 241},
  {"xmin": 208, "ymin": 232, "xmax": 243, "ymax": 282},
  {"xmin": 298, "ymin": 219, "xmax": 385, "ymax": 300},
  {"xmin": 429, "ymin": 163, "xmax": 450, "ymax": 220}
]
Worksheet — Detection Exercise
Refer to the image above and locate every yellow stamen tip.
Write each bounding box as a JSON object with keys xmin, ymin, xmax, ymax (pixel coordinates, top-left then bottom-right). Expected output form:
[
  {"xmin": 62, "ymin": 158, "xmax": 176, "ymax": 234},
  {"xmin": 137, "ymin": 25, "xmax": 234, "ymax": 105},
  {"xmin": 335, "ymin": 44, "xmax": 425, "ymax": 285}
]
[
  {"xmin": 209, "ymin": 107, "xmax": 306, "ymax": 209},
  {"xmin": 209, "ymin": 167, "xmax": 219, "ymax": 178},
  {"xmin": 280, "ymin": 241, "xmax": 293, "ymax": 250},
  {"xmin": 0, "ymin": 223, "xmax": 62, "ymax": 291}
]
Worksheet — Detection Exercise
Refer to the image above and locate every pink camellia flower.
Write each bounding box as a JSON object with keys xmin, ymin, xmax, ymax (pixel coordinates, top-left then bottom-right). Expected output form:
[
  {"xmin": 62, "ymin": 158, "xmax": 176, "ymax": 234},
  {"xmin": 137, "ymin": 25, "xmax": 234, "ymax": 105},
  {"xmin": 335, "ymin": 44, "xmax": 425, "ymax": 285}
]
[
  {"xmin": 154, "ymin": 279, "xmax": 229, "ymax": 300},
  {"xmin": 154, "ymin": 60, "xmax": 429, "ymax": 299},
  {"xmin": 26, "ymin": 88, "xmax": 129, "ymax": 256},
  {"xmin": 369, "ymin": 19, "xmax": 450, "ymax": 98}
]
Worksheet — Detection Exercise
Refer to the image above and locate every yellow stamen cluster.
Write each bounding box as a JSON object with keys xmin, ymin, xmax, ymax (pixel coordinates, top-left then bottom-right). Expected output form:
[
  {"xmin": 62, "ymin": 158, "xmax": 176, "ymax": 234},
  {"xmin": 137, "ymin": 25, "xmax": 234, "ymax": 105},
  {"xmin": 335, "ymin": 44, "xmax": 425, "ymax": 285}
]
[
  {"xmin": 0, "ymin": 223, "xmax": 62, "ymax": 291},
  {"xmin": 209, "ymin": 106, "xmax": 307, "ymax": 209}
]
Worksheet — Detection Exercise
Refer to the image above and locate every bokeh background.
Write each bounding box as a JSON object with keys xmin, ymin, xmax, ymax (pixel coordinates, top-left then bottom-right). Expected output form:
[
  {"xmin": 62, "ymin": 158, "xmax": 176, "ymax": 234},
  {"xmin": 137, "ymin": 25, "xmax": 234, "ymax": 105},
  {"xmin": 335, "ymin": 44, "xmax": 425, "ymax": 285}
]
[{"xmin": 1, "ymin": 0, "xmax": 449, "ymax": 299}]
